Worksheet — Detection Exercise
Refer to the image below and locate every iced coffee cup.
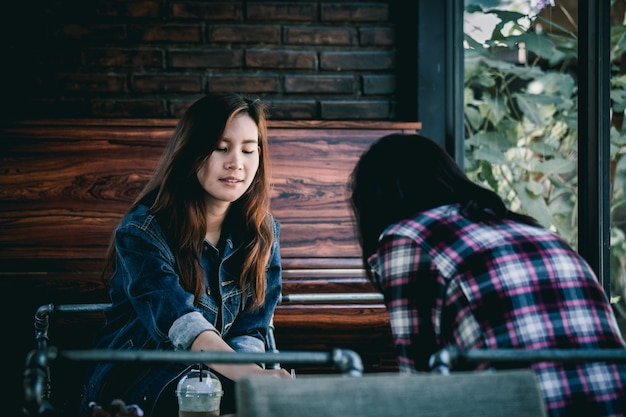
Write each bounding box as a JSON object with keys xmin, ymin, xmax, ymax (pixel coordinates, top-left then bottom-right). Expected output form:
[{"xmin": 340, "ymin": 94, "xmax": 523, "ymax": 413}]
[{"xmin": 176, "ymin": 368, "xmax": 223, "ymax": 417}]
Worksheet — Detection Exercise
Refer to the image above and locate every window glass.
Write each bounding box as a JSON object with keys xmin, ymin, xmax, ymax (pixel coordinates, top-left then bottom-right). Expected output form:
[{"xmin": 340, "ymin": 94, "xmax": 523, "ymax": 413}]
[{"xmin": 463, "ymin": 0, "xmax": 626, "ymax": 335}]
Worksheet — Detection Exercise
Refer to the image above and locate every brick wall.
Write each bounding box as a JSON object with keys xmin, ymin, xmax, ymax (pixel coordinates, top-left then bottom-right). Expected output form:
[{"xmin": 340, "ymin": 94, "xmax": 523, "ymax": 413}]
[{"xmin": 2, "ymin": 0, "xmax": 401, "ymax": 120}]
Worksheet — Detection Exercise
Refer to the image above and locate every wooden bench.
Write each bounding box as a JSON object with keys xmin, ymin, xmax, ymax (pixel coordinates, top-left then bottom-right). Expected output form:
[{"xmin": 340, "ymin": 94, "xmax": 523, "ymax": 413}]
[{"xmin": 1, "ymin": 118, "xmax": 421, "ymax": 408}]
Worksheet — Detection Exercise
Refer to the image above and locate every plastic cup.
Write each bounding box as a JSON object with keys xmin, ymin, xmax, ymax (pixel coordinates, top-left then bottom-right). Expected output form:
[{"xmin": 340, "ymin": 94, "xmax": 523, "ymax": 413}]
[{"xmin": 176, "ymin": 369, "xmax": 223, "ymax": 417}]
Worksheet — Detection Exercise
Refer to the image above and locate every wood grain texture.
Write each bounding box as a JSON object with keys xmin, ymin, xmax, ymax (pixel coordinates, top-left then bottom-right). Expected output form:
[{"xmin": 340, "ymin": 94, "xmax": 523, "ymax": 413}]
[{"xmin": 1, "ymin": 119, "xmax": 420, "ymax": 264}]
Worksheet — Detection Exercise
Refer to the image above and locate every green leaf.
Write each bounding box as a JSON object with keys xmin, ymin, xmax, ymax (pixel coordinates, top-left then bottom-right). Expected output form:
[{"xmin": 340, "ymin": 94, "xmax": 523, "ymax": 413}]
[
  {"xmin": 611, "ymin": 25, "xmax": 626, "ymax": 58},
  {"xmin": 473, "ymin": 147, "xmax": 510, "ymax": 165},
  {"xmin": 549, "ymin": 194, "xmax": 576, "ymax": 216},
  {"xmin": 514, "ymin": 182, "xmax": 554, "ymax": 227},
  {"xmin": 528, "ymin": 158, "xmax": 576, "ymax": 175},
  {"xmin": 611, "ymin": 88, "xmax": 626, "ymax": 113},
  {"xmin": 514, "ymin": 94, "xmax": 545, "ymax": 125},
  {"xmin": 465, "ymin": 106, "xmax": 484, "ymax": 131},
  {"xmin": 528, "ymin": 141, "xmax": 558, "ymax": 157},
  {"xmin": 483, "ymin": 95, "xmax": 507, "ymax": 124},
  {"xmin": 464, "ymin": 33, "xmax": 488, "ymax": 52},
  {"xmin": 489, "ymin": 10, "xmax": 526, "ymax": 25},
  {"xmin": 518, "ymin": 32, "xmax": 558, "ymax": 59},
  {"xmin": 479, "ymin": 161, "xmax": 499, "ymax": 191},
  {"xmin": 465, "ymin": 4, "xmax": 484, "ymax": 13},
  {"xmin": 525, "ymin": 180, "xmax": 544, "ymax": 196},
  {"xmin": 467, "ymin": 131, "xmax": 517, "ymax": 152},
  {"xmin": 610, "ymin": 126, "xmax": 626, "ymax": 147},
  {"xmin": 611, "ymin": 74, "xmax": 626, "ymax": 87}
]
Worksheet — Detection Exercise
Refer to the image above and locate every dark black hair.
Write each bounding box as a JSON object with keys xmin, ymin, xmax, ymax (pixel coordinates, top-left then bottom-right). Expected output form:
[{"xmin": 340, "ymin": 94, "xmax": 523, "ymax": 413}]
[{"xmin": 348, "ymin": 133, "xmax": 539, "ymax": 269}]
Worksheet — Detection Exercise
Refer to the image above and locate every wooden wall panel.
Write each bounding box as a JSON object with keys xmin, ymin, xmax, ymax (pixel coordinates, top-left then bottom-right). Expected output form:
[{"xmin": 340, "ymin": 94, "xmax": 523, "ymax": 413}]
[{"xmin": 1, "ymin": 120, "xmax": 420, "ymax": 266}]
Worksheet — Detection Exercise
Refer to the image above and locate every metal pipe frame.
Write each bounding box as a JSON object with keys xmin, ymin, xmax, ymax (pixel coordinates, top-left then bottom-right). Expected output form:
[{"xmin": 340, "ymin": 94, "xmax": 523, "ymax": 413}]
[
  {"xmin": 29, "ymin": 297, "xmax": 374, "ymax": 416},
  {"xmin": 429, "ymin": 346, "xmax": 626, "ymax": 375},
  {"xmin": 23, "ymin": 346, "xmax": 363, "ymax": 416}
]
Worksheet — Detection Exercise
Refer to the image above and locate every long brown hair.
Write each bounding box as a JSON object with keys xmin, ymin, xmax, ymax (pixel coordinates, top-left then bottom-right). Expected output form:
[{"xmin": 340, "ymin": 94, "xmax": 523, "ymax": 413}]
[{"xmin": 103, "ymin": 93, "xmax": 273, "ymax": 309}]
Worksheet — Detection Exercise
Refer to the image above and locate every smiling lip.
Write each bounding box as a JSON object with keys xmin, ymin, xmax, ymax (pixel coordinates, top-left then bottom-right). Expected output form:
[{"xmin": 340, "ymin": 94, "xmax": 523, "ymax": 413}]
[{"xmin": 220, "ymin": 177, "xmax": 244, "ymax": 183}]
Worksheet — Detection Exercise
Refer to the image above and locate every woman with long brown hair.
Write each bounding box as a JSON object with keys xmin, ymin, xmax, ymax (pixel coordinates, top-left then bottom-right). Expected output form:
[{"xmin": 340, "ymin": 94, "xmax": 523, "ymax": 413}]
[{"xmin": 80, "ymin": 93, "xmax": 290, "ymax": 416}]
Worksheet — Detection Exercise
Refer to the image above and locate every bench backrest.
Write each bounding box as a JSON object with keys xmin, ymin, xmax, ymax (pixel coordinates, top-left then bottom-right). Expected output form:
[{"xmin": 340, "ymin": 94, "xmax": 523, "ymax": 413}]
[{"xmin": 1, "ymin": 119, "xmax": 420, "ymax": 276}]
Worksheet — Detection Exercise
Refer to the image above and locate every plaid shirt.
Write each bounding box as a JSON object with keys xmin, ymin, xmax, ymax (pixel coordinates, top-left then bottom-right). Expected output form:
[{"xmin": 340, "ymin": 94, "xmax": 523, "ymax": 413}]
[{"xmin": 368, "ymin": 204, "xmax": 626, "ymax": 417}]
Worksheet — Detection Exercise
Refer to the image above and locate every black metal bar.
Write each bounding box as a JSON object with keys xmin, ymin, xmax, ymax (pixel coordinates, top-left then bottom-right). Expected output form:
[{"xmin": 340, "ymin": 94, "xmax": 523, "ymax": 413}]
[
  {"xmin": 56, "ymin": 348, "xmax": 363, "ymax": 374},
  {"xmin": 56, "ymin": 303, "xmax": 110, "ymax": 313},
  {"xmin": 578, "ymin": 0, "xmax": 612, "ymax": 295},
  {"xmin": 24, "ymin": 347, "xmax": 363, "ymax": 416},
  {"xmin": 430, "ymin": 347, "xmax": 626, "ymax": 374}
]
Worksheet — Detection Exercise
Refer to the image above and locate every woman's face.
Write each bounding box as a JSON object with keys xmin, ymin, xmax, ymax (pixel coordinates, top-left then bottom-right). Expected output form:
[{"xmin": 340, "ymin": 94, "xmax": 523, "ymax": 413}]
[{"xmin": 196, "ymin": 112, "xmax": 260, "ymax": 209}]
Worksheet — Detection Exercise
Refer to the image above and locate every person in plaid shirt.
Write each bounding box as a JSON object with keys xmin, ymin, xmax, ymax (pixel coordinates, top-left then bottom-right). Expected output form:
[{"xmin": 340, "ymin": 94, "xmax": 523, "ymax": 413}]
[{"xmin": 349, "ymin": 133, "xmax": 626, "ymax": 417}]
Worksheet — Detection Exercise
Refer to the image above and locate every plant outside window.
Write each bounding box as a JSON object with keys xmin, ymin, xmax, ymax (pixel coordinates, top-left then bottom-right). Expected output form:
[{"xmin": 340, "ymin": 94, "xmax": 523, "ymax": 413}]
[{"xmin": 464, "ymin": 0, "xmax": 626, "ymax": 335}]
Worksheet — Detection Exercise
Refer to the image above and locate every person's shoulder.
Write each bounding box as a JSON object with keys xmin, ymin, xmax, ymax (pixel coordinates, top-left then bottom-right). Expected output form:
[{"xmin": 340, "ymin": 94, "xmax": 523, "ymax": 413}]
[
  {"xmin": 117, "ymin": 203, "xmax": 160, "ymax": 233},
  {"xmin": 267, "ymin": 212, "xmax": 281, "ymax": 234},
  {"xmin": 121, "ymin": 203, "xmax": 150, "ymax": 222},
  {"xmin": 384, "ymin": 205, "xmax": 457, "ymax": 236},
  {"xmin": 262, "ymin": 211, "xmax": 278, "ymax": 226}
]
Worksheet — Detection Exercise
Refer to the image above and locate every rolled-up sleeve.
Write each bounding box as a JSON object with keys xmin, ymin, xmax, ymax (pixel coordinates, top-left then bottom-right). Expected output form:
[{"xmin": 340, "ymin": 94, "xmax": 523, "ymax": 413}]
[{"xmin": 169, "ymin": 311, "xmax": 219, "ymax": 350}]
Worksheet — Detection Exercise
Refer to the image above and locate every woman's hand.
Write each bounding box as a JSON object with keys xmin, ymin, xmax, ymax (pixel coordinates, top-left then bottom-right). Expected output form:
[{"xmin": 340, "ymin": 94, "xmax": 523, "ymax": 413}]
[
  {"xmin": 190, "ymin": 330, "xmax": 294, "ymax": 381},
  {"xmin": 256, "ymin": 367, "xmax": 292, "ymax": 378}
]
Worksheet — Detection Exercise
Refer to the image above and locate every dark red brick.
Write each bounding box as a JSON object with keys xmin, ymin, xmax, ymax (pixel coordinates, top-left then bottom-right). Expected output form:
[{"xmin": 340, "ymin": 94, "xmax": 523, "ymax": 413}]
[
  {"xmin": 133, "ymin": 75, "xmax": 203, "ymax": 92},
  {"xmin": 265, "ymin": 99, "xmax": 318, "ymax": 120},
  {"xmin": 284, "ymin": 75, "xmax": 354, "ymax": 93},
  {"xmin": 321, "ymin": 3, "xmax": 389, "ymax": 22},
  {"xmin": 170, "ymin": 49, "xmax": 243, "ymax": 68},
  {"xmin": 246, "ymin": 49, "xmax": 317, "ymax": 69},
  {"xmin": 362, "ymin": 74, "xmax": 395, "ymax": 94},
  {"xmin": 172, "ymin": 2, "xmax": 242, "ymax": 20},
  {"xmin": 247, "ymin": 3, "xmax": 318, "ymax": 21},
  {"xmin": 85, "ymin": 48, "xmax": 164, "ymax": 68},
  {"xmin": 170, "ymin": 99, "xmax": 198, "ymax": 118},
  {"xmin": 209, "ymin": 25, "xmax": 280, "ymax": 43},
  {"xmin": 209, "ymin": 75, "xmax": 279, "ymax": 92},
  {"xmin": 130, "ymin": 24, "xmax": 203, "ymax": 43},
  {"xmin": 320, "ymin": 99, "xmax": 393, "ymax": 119},
  {"xmin": 360, "ymin": 26, "xmax": 394, "ymax": 46},
  {"xmin": 284, "ymin": 26, "xmax": 356, "ymax": 45},
  {"xmin": 91, "ymin": 98, "xmax": 166, "ymax": 117},
  {"xmin": 321, "ymin": 51, "xmax": 394, "ymax": 70},
  {"xmin": 56, "ymin": 73, "xmax": 127, "ymax": 93}
]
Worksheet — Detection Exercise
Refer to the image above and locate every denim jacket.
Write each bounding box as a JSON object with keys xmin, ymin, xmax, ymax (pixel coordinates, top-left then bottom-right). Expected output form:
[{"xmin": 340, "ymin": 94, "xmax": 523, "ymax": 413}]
[{"xmin": 80, "ymin": 203, "xmax": 282, "ymax": 414}]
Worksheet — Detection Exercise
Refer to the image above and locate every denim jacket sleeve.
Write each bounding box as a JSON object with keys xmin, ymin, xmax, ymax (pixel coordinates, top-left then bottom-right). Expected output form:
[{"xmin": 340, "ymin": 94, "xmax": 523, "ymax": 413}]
[
  {"xmin": 225, "ymin": 216, "xmax": 283, "ymax": 353},
  {"xmin": 109, "ymin": 208, "xmax": 216, "ymax": 349}
]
